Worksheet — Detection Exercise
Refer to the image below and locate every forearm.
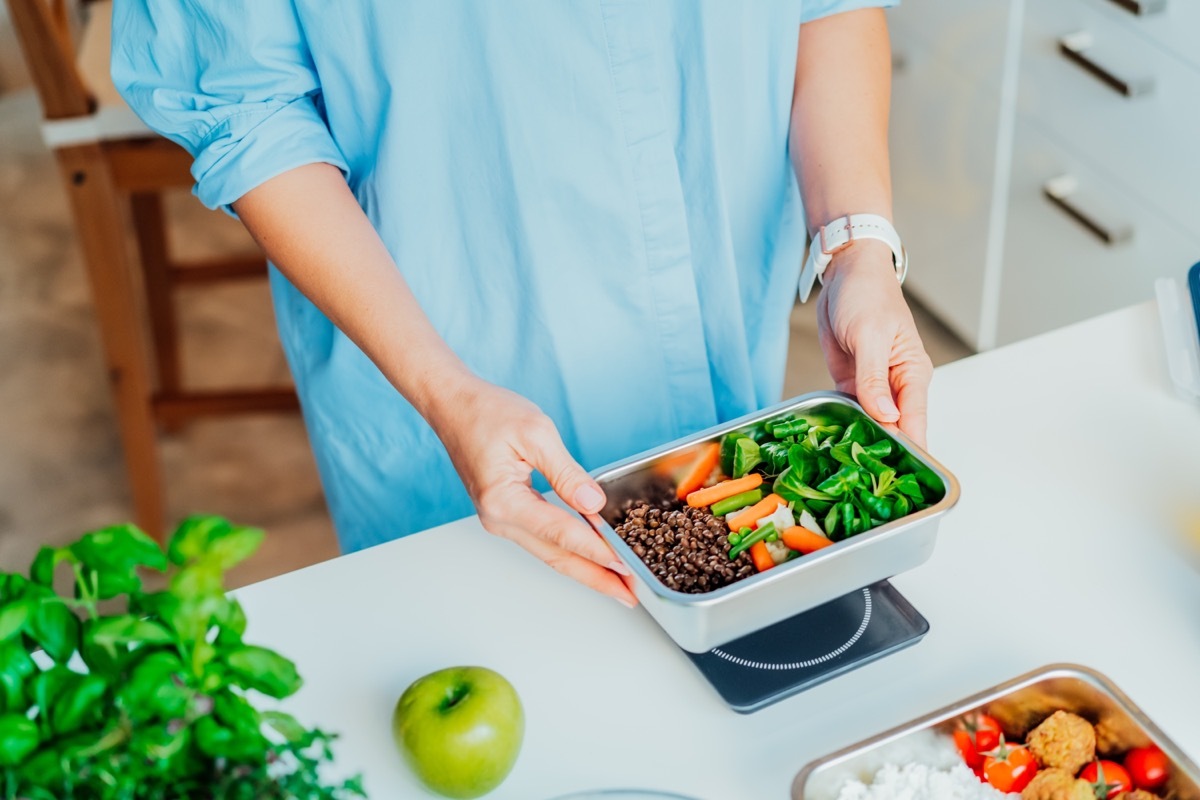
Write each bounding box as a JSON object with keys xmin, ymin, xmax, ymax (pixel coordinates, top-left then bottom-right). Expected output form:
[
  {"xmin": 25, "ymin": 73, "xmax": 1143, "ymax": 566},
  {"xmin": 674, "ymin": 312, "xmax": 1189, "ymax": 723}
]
[
  {"xmin": 790, "ymin": 8, "xmax": 893, "ymax": 246},
  {"xmin": 232, "ymin": 163, "xmax": 473, "ymax": 421}
]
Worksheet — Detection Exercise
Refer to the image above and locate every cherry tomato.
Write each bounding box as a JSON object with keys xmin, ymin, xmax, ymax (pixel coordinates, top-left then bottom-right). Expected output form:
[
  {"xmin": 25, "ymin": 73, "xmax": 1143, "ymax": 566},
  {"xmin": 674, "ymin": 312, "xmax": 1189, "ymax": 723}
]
[
  {"xmin": 1125, "ymin": 746, "xmax": 1169, "ymax": 791},
  {"xmin": 954, "ymin": 713, "xmax": 1004, "ymax": 769},
  {"xmin": 1081, "ymin": 760, "xmax": 1133, "ymax": 799},
  {"xmin": 982, "ymin": 738, "xmax": 1038, "ymax": 794}
]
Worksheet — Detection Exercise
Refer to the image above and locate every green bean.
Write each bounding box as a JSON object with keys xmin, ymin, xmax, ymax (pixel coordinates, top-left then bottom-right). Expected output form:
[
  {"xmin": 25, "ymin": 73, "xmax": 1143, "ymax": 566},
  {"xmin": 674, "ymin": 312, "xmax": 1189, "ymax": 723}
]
[
  {"xmin": 710, "ymin": 488, "xmax": 764, "ymax": 517},
  {"xmin": 728, "ymin": 522, "xmax": 776, "ymax": 560}
]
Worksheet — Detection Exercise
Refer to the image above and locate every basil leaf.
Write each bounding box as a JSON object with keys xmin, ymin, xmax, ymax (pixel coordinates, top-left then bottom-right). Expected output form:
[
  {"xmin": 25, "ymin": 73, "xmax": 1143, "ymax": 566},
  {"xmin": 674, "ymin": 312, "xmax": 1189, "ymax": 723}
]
[
  {"xmin": 203, "ymin": 525, "xmax": 264, "ymax": 571},
  {"xmin": 262, "ymin": 710, "xmax": 306, "ymax": 743},
  {"xmin": 0, "ymin": 599, "xmax": 31, "ymax": 643},
  {"xmin": 224, "ymin": 646, "xmax": 302, "ymax": 699},
  {"xmin": 85, "ymin": 615, "xmax": 173, "ymax": 654},
  {"xmin": 70, "ymin": 524, "xmax": 166, "ymax": 576},
  {"xmin": 29, "ymin": 547, "xmax": 71, "ymax": 587},
  {"xmin": 115, "ymin": 652, "xmax": 187, "ymax": 724},
  {"xmin": 28, "ymin": 598, "xmax": 80, "ymax": 663},
  {"xmin": 0, "ymin": 713, "xmax": 39, "ymax": 767},
  {"xmin": 167, "ymin": 516, "xmax": 232, "ymax": 566},
  {"xmin": 52, "ymin": 674, "xmax": 107, "ymax": 734}
]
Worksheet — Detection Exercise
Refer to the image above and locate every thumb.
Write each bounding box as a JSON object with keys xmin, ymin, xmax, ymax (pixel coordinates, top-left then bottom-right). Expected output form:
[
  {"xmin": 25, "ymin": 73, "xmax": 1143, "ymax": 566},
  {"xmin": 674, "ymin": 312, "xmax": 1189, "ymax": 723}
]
[
  {"xmin": 853, "ymin": 337, "xmax": 901, "ymax": 425},
  {"xmin": 523, "ymin": 419, "xmax": 607, "ymax": 514}
]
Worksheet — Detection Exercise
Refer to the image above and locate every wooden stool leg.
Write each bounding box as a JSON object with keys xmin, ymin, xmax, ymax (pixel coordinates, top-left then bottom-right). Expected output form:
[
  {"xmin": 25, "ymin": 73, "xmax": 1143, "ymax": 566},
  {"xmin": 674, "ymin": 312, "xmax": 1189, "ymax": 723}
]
[
  {"xmin": 129, "ymin": 192, "xmax": 185, "ymax": 433},
  {"xmin": 56, "ymin": 144, "xmax": 166, "ymax": 539}
]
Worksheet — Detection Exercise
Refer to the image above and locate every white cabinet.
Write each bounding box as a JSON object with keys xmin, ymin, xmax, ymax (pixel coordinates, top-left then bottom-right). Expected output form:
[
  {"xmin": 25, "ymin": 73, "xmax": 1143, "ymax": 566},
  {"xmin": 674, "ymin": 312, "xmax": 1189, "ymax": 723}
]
[
  {"xmin": 888, "ymin": 0, "xmax": 1200, "ymax": 349},
  {"xmin": 998, "ymin": 118, "xmax": 1199, "ymax": 344},
  {"xmin": 889, "ymin": 17, "xmax": 1005, "ymax": 348}
]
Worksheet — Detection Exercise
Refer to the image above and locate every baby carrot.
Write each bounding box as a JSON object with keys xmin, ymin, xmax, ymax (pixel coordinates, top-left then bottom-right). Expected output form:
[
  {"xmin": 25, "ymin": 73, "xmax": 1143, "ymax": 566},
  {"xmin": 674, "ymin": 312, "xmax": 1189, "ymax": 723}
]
[
  {"xmin": 781, "ymin": 525, "xmax": 834, "ymax": 555},
  {"xmin": 749, "ymin": 541, "xmax": 775, "ymax": 573},
  {"xmin": 725, "ymin": 493, "xmax": 786, "ymax": 532},
  {"xmin": 675, "ymin": 442, "xmax": 721, "ymax": 501},
  {"xmin": 686, "ymin": 473, "xmax": 763, "ymax": 509}
]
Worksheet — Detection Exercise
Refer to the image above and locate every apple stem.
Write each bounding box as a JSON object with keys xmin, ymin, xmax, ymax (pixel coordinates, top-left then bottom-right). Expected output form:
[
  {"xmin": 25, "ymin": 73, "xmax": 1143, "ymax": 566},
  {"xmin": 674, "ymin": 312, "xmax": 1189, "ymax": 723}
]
[{"xmin": 441, "ymin": 684, "xmax": 470, "ymax": 712}]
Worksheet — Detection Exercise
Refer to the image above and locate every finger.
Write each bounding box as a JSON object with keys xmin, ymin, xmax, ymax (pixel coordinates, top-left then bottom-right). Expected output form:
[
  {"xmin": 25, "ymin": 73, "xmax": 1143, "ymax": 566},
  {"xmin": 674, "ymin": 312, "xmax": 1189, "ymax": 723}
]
[
  {"xmin": 521, "ymin": 418, "xmax": 607, "ymax": 514},
  {"xmin": 892, "ymin": 359, "xmax": 932, "ymax": 449},
  {"xmin": 850, "ymin": 331, "xmax": 901, "ymax": 424},
  {"xmin": 817, "ymin": 291, "xmax": 857, "ymax": 392},
  {"xmin": 509, "ymin": 528, "xmax": 639, "ymax": 607},
  {"xmin": 500, "ymin": 487, "xmax": 632, "ymax": 576}
]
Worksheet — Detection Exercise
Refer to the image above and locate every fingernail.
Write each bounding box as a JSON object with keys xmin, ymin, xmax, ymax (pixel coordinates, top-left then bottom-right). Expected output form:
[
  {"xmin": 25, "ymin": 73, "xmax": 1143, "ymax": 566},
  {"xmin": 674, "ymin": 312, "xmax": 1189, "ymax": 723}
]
[
  {"xmin": 615, "ymin": 595, "xmax": 636, "ymax": 609},
  {"xmin": 876, "ymin": 395, "xmax": 900, "ymax": 420},
  {"xmin": 607, "ymin": 559, "xmax": 632, "ymax": 577},
  {"xmin": 574, "ymin": 484, "xmax": 605, "ymax": 512}
]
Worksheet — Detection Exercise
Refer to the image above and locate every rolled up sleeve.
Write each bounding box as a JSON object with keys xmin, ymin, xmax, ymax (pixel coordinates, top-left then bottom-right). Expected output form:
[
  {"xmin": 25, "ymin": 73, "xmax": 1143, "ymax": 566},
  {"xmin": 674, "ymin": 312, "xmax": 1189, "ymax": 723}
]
[
  {"xmin": 110, "ymin": 0, "xmax": 347, "ymax": 211},
  {"xmin": 801, "ymin": 0, "xmax": 899, "ymax": 24}
]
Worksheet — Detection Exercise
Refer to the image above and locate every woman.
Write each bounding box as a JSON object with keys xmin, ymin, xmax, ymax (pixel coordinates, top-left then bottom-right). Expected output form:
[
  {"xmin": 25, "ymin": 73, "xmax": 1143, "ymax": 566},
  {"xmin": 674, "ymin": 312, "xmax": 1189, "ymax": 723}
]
[{"xmin": 112, "ymin": 1, "xmax": 930, "ymax": 609}]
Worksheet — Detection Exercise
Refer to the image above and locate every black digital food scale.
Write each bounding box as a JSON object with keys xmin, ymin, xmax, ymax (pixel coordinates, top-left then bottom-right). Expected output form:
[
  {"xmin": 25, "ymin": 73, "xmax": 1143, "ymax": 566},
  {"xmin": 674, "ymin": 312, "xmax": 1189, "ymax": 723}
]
[{"xmin": 682, "ymin": 581, "xmax": 928, "ymax": 713}]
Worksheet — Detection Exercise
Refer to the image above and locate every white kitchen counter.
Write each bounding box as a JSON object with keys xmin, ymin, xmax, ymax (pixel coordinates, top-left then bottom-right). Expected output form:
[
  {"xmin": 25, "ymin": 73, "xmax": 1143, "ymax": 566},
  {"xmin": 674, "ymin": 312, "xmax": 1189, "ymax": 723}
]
[{"xmin": 236, "ymin": 301, "xmax": 1200, "ymax": 798}]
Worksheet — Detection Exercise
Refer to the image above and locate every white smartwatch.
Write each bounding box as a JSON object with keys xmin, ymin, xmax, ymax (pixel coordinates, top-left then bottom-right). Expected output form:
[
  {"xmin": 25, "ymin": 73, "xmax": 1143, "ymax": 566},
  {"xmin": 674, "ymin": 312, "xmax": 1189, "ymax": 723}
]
[{"xmin": 798, "ymin": 213, "xmax": 908, "ymax": 302}]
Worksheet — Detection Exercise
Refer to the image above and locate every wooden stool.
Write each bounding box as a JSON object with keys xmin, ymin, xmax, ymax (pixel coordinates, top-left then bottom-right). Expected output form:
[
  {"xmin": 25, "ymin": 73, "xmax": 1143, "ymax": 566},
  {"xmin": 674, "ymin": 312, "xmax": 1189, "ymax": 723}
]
[{"xmin": 5, "ymin": 0, "xmax": 300, "ymax": 539}]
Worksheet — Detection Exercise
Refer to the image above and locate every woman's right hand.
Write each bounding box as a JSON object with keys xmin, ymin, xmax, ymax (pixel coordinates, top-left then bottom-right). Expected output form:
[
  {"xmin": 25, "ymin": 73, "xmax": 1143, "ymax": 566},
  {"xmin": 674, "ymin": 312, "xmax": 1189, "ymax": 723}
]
[{"xmin": 428, "ymin": 376, "xmax": 639, "ymax": 608}]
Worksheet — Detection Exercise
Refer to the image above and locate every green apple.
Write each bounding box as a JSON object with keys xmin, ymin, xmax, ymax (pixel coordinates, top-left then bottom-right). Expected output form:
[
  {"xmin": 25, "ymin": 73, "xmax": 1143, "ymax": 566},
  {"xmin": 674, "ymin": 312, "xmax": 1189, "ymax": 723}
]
[{"xmin": 392, "ymin": 666, "xmax": 524, "ymax": 798}]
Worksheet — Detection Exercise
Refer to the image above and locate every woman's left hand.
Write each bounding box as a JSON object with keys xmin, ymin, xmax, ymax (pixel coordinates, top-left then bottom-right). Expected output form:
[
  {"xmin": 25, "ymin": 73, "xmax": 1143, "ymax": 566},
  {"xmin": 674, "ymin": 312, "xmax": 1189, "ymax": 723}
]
[{"xmin": 816, "ymin": 240, "xmax": 933, "ymax": 447}]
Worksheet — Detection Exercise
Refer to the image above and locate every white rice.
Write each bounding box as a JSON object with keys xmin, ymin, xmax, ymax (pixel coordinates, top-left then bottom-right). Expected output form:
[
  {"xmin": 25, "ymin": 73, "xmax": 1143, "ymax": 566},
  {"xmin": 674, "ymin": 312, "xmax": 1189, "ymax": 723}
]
[
  {"xmin": 833, "ymin": 762, "xmax": 1018, "ymax": 800},
  {"xmin": 821, "ymin": 730, "xmax": 1018, "ymax": 800}
]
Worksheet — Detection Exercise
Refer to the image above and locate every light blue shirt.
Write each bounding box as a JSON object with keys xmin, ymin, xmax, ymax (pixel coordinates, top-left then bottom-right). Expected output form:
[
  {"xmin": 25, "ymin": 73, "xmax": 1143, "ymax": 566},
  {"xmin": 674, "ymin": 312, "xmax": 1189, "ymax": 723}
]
[{"xmin": 112, "ymin": 0, "xmax": 892, "ymax": 552}]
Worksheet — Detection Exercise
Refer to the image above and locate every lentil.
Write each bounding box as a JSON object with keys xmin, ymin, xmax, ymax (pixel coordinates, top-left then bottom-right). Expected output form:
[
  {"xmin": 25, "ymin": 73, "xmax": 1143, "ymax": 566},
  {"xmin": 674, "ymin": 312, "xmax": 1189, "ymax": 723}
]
[{"xmin": 613, "ymin": 501, "xmax": 753, "ymax": 593}]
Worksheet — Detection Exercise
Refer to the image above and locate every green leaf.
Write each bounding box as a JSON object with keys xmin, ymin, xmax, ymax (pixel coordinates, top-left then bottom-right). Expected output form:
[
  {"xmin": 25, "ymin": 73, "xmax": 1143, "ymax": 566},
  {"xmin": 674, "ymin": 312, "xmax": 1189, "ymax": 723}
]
[
  {"xmin": 0, "ymin": 599, "xmax": 31, "ymax": 642},
  {"xmin": 33, "ymin": 666, "xmax": 74, "ymax": 724},
  {"xmin": 51, "ymin": 673, "xmax": 107, "ymax": 734},
  {"xmin": 224, "ymin": 646, "xmax": 302, "ymax": 699},
  {"xmin": 167, "ymin": 516, "xmax": 232, "ymax": 566},
  {"xmin": 85, "ymin": 614, "xmax": 173, "ymax": 654},
  {"xmin": 214, "ymin": 691, "xmax": 263, "ymax": 743},
  {"xmin": 169, "ymin": 561, "xmax": 223, "ymax": 599},
  {"xmin": 70, "ymin": 523, "xmax": 167, "ymax": 575},
  {"xmin": 78, "ymin": 620, "xmax": 126, "ymax": 678},
  {"xmin": 262, "ymin": 710, "xmax": 306, "ymax": 743},
  {"xmin": 118, "ymin": 651, "xmax": 190, "ymax": 722},
  {"xmin": 194, "ymin": 715, "xmax": 237, "ymax": 758},
  {"xmin": 0, "ymin": 574, "xmax": 28, "ymax": 605},
  {"xmin": 730, "ymin": 438, "xmax": 761, "ymax": 480},
  {"xmin": 205, "ymin": 525, "xmax": 265, "ymax": 570},
  {"xmin": 27, "ymin": 599, "xmax": 80, "ymax": 663},
  {"xmin": 0, "ymin": 713, "xmax": 39, "ymax": 767},
  {"xmin": 29, "ymin": 546, "xmax": 73, "ymax": 587}
]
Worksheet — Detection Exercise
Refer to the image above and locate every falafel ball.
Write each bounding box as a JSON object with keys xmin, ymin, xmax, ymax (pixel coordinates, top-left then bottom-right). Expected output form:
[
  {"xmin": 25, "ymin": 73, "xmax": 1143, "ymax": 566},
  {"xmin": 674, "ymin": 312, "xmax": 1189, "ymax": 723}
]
[
  {"xmin": 1124, "ymin": 792, "xmax": 1161, "ymax": 800},
  {"xmin": 1026, "ymin": 710, "xmax": 1096, "ymax": 774},
  {"xmin": 1021, "ymin": 769, "xmax": 1093, "ymax": 800}
]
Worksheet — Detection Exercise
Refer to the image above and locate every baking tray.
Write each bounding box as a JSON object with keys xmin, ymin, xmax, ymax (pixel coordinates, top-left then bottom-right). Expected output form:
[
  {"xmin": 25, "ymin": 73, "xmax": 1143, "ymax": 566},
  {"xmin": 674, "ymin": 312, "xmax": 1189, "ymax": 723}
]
[
  {"xmin": 587, "ymin": 391, "xmax": 960, "ymax": 653},
  {"xmin": 792, "ymin": 663, "xmax": 1200, "ymax": 799}
]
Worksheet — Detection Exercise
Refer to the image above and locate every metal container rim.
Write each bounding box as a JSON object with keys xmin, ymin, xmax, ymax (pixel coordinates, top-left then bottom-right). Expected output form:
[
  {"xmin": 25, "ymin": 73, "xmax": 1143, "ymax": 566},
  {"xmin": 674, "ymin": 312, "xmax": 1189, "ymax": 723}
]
[{"xmin": 589, "ymin": 391, "xmax": 962, "ymax": 606}]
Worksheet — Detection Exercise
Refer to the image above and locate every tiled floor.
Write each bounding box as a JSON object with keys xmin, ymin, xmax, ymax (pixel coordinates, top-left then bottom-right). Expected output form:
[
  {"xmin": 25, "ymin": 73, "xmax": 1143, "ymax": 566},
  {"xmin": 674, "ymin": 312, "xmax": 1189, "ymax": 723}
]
[{"xmin": 0, "ymin": 88, "xmax": 971, "ymax": 589}]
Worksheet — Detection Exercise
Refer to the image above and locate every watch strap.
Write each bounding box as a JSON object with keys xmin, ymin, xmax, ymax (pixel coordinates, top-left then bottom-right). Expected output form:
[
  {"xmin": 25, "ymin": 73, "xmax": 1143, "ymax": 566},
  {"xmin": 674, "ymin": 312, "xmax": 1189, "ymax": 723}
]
[{"xmin": 798, "ymin": 213, "xmax": 908, "ymax": 302}]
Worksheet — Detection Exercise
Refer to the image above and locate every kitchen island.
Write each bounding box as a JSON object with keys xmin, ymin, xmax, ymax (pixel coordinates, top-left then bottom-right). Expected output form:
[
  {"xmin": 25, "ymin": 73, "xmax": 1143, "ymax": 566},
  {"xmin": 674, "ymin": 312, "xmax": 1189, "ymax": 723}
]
[{"xmin": 236, "ymin": 301, "xmax": 1200, "ymax": 798}]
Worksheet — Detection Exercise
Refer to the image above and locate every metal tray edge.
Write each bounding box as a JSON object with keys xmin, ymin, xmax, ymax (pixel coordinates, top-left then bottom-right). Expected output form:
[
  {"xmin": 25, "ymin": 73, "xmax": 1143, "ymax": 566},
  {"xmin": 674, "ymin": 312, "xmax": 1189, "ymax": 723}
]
[{"xmin": 789, "ymin": 663, "xmax": 1200, "ymax": 799}]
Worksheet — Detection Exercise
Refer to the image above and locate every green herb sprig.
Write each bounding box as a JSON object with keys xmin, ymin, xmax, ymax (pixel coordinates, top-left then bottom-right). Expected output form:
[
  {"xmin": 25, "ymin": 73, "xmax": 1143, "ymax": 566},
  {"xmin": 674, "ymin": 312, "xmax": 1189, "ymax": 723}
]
[{"xmin": 0, "ymin": 516, "xmax": 366, "ymax": 799}]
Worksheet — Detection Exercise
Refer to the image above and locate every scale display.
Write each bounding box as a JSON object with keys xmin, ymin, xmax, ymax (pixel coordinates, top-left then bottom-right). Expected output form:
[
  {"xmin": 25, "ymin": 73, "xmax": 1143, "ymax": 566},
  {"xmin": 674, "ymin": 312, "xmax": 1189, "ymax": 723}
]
[{"xmin": 683, "ymin": 581, "xmax": 928, "ymax": 713}]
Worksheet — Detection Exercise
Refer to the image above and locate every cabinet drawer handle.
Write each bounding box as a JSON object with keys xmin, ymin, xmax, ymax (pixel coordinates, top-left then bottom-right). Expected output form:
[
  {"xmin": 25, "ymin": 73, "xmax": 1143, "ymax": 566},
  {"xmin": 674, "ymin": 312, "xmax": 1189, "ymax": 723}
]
[
  {"xmin": 1043, "ymin": 175, "xmax": 1134, "ymax": 246},
  {"xmin": 1103, "ymin": 0, "xmax": 1167, "ymax": 15},
  {"xmin": 1058, "ymin": 32, "xmax": 1154, "ymax": 97}
]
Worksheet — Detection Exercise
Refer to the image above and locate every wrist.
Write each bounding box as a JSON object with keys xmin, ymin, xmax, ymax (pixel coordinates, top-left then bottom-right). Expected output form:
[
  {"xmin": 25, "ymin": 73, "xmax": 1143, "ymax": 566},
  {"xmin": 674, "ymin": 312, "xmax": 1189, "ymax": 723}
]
[
  {"xmin": 822, "ymin": 238, "xmax": 895, "ymax": 283},
  {"xmin": 404, "ymin": 357, "xmax": 483, "ymax": 433}
]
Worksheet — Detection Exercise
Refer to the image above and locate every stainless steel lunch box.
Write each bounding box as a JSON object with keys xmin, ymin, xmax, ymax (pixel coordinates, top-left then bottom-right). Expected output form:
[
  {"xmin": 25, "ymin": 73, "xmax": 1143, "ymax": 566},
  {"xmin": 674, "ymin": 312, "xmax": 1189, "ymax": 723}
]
[
  {"xmin": 587, "ymin": 391, "xmax": 961, "ymax": 653},
  {"xmin": 792, "ymin": 663, "xmax": 1200, "ymax": 799}
]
